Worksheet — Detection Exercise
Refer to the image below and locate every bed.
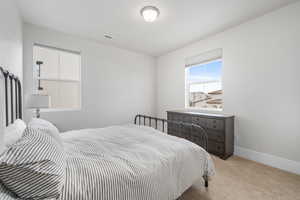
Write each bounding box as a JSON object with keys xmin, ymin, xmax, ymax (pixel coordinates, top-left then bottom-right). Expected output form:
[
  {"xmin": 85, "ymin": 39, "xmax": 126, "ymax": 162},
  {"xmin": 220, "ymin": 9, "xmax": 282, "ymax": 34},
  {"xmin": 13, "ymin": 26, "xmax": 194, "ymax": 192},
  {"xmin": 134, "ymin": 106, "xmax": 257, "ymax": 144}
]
[{"xmin": 0, "ymin": 67, "xmax": 215, "ymax": 200}]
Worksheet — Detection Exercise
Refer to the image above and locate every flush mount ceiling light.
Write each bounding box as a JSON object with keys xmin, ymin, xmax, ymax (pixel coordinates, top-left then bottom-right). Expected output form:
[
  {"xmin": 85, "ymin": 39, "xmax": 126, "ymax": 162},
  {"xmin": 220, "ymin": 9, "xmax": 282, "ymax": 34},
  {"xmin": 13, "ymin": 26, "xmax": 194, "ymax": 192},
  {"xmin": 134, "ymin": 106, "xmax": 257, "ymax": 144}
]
[{"xmin": 140, "ymin": 6, "xmax": 160, "ymax": 22}]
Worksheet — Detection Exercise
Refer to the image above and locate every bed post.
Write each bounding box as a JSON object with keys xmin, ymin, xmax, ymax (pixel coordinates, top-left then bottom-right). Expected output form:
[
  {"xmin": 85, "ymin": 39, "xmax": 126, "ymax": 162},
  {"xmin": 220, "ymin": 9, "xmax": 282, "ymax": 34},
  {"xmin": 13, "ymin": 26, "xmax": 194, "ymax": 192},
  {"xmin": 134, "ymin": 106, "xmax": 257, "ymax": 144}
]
[
  {"xmin": 9, "ymin": 74, "xmax": 14, "ymax": 123},
  {"xmin": 204, "ymin": 175, "xmax": 208, "ymax": 187},
  {"xmin": 1, "ymin": 68, "xmax": 9, "ymax": 126},
  {"xmin": 134, "ymin": 114, "xmax": 139, "ymax": 125}
]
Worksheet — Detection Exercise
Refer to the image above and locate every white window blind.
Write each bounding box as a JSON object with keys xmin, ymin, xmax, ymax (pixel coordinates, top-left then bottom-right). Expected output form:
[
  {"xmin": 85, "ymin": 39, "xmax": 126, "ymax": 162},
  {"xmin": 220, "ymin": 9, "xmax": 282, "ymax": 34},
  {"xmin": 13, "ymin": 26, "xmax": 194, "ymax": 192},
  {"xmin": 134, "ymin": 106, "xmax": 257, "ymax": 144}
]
[
  {"xmin": 185, "ymin": 48, "xmax": 222, "ymax": 67},
  {"xmin": 33, "ymin": 44, "xmax": 81, "ymax": 110}
]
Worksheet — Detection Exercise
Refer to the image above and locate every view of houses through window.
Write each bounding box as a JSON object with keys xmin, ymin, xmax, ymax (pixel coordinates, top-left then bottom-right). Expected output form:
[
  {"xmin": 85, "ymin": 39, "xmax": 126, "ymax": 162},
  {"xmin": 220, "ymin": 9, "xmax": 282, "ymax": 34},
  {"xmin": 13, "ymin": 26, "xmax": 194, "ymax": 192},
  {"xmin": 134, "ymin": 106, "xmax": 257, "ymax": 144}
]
[{"xmin": 185, "ymin": 59, "xmax": 223, "ymax": 110}]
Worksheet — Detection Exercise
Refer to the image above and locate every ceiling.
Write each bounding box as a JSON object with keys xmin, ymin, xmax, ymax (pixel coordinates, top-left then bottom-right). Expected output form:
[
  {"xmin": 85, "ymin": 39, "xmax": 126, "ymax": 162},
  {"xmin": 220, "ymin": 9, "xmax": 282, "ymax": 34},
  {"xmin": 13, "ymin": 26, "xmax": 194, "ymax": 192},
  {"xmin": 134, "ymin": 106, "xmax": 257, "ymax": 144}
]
[{"xmin": 16, "ymin": 0, "xmax": 298, "ymax": 56}]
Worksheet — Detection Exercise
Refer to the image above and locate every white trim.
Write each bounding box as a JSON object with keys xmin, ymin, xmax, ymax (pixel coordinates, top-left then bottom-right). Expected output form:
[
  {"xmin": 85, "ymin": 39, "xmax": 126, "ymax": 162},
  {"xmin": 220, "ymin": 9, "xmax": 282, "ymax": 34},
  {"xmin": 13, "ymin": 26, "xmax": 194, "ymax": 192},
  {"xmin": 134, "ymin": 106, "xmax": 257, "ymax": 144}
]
[
  {"xmin": 184, "ymin": 107, "xmax": 223, "ymax": 112},
  {"xmin": 185, "ymin": 48, "xmax": 222, "ymax": 67},
  {"xmin": 34, "ymin": 43, "xmax": 81, "ymax": 55},
  {"xmin": 40, "ymin": 108, "xmax": 81, "ymax": 112},
  {"xmin": 187, "ymin": 58, "xmax": 222, "ymax": 69},
  {"xmin": 37, "ymin": 77, "xmax": 80, "ymax": 83},
  {"xmin": 235, "ymin": 146, "xmax": 300, "ymax": 175}
]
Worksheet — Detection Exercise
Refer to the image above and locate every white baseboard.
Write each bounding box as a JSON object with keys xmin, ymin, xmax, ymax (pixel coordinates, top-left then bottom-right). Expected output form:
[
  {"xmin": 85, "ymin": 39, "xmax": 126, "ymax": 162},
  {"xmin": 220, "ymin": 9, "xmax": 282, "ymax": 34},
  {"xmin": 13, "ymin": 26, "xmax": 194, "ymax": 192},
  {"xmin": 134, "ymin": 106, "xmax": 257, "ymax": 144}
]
[{"xmin": 234, "ymin": 146, "xmax": 300, "ymax": 175}]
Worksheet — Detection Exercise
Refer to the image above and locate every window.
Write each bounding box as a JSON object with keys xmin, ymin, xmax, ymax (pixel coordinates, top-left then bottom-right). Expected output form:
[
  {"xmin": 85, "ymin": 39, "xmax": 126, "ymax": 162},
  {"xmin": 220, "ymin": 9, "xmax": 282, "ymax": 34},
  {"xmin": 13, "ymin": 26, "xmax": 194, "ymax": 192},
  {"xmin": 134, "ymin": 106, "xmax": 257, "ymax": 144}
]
[
  {"xmin": 185, "ymin": 49, "xmax": 222, "ymax": 110},
  {"xmin": 33, "ymin": 44, "xmax": 81, "ymax": 110}
]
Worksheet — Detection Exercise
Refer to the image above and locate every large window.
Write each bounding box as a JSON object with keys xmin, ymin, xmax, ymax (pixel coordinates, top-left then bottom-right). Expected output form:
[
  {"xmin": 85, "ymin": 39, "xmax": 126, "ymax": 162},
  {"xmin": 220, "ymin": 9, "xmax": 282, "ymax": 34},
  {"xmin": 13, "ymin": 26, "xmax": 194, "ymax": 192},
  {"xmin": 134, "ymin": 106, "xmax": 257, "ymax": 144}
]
[
  {"xmin": 33, "ymin": 44, "xmax": 81, "ymax": 110},
  {"xmin": 185, "ymin": 49, "xmax": 222, "ymax": 110}
]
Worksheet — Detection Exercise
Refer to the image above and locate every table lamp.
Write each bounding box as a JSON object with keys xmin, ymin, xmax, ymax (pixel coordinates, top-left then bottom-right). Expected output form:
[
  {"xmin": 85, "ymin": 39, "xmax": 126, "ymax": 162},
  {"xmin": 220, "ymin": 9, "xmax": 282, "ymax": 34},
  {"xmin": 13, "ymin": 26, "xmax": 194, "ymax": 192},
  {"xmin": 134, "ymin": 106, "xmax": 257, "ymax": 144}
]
[{"xmin": 26, "ymin": 94, "xmax": 50, "ymax": 118}]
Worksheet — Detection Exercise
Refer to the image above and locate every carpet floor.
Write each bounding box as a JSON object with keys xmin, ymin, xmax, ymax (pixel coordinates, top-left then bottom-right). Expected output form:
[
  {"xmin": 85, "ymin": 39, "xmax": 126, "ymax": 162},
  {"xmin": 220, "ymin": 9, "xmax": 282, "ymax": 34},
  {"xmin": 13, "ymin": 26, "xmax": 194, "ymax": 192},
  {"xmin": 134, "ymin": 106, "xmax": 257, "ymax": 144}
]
[{"xmin": 180, "ymin": 156, "xmax": 300, "ymax": 200}]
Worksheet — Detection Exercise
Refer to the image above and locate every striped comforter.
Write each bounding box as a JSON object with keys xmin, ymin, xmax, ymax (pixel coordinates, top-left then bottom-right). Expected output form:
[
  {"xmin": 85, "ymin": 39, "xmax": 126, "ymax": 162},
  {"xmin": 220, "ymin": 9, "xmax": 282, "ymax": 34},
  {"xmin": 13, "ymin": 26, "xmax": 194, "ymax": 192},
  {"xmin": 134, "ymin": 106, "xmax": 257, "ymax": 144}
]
[
  {"xmin": 0, "ymin": 124, "xmax": 215, "ymax": 200},
  {"xmin": 59, "ymin": 125, "xmax": 215, "ymax": 200}
]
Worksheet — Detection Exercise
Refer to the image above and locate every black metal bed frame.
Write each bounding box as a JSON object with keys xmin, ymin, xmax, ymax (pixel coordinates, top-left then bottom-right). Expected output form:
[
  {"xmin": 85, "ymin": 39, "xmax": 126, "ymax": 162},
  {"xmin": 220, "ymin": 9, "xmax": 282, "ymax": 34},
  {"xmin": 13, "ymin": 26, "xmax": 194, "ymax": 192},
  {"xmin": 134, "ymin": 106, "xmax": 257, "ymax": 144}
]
[
  {"xmin": 0, "ymin": 67, "xmax": 22, "ymax": 126},
  {"xmin": 0, "ymin": 69, "xmax": 211, "ymax": 187},
  {"xmin": 134, "ymin": 114, "xmax": 209, "ymax": 187}
]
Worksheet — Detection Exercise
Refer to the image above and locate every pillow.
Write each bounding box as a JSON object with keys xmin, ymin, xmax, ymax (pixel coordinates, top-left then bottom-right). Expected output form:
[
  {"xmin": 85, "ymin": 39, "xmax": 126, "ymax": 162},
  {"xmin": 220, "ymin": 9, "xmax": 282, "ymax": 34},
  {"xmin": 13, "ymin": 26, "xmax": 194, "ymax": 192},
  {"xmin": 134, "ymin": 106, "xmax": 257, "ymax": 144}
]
[
  {"xmin": 28, "ymin": 118, "xmax": 61, "ymax": 144},
  {"xmin": 0, "ymin": 182, "xmax": 18, "ymax": 200},
  {"xmin": 0, "ymin": 127, "xmax": 65, "ymax": 199},
  {"xmin": 3, "ymin": 119, "xmax": 26, "ymax": 147}
]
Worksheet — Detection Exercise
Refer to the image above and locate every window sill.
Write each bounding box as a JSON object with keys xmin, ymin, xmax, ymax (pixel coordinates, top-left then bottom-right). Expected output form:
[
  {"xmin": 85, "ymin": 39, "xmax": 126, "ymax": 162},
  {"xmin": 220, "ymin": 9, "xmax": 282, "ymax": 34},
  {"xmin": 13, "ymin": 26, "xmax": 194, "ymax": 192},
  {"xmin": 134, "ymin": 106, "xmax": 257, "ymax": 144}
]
[{"xmin": 40, "ymin": 108, "xmax": 82, "ymax": 113}]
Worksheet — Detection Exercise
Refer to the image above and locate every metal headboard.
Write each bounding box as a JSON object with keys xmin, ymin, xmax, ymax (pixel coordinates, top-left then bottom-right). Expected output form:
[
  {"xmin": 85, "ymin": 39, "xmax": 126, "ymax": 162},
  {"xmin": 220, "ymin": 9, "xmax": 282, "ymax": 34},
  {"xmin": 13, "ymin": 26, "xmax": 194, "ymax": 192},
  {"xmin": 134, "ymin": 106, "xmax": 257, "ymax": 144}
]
[
  {"xmin": 0, "ymin": 67, "xmax": 22, "ymax": 126},
  {"xmin": 134, "ymin": 114, "xmax": 208, "ymax": 151}
]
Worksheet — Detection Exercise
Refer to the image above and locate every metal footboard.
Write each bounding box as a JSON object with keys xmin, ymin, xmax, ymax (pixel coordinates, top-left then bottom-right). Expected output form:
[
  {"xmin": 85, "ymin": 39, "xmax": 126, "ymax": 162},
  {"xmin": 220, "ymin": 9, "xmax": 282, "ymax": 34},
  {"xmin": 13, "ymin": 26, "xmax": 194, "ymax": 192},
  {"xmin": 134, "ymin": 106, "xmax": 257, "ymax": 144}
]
[
  {"xmin": 134, "ymin": 114, "xmax": 209, "ymax": 188},
  {"xmin": 134, "ymin": 114, "xmax": 208, "ymax": 152}
]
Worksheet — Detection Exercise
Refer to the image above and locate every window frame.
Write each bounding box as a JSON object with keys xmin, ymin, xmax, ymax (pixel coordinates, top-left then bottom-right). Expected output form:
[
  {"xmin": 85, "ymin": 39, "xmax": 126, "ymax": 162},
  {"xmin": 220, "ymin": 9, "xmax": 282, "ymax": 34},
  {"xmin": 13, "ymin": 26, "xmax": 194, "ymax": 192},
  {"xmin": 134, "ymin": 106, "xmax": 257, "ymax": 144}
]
[
  {"xmin": 185, "ymin": 58, "xmax": 223, "ymax": 111},
  {"xmin": 33, "ymin": 44, "xmax": 82, "ymax": 112}
]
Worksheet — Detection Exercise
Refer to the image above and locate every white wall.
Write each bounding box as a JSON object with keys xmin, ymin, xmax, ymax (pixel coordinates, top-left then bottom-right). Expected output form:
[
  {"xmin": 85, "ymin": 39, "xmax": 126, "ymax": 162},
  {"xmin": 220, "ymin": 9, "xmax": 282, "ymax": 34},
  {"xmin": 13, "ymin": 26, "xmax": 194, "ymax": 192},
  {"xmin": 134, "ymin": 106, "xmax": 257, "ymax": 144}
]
[
  {"xmin": 23, "ymin": 24, "xmax": 156, "ymax": 131},
  {"xmin": 156, "ymin": 1, "xmax": 300, "ymax": 167},
  {"xmin": 0, "ymin": 0, "xmax": 23, "ymax": 152}
]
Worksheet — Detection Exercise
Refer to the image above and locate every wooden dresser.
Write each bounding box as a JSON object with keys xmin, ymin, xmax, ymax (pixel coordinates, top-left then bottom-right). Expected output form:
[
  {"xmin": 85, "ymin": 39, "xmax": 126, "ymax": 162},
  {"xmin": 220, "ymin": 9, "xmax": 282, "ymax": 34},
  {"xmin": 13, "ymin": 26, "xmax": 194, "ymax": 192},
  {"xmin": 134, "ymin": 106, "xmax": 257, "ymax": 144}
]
[{"xmin": 167, "ymin": 110, "xmax": 234, "ymax": 159}]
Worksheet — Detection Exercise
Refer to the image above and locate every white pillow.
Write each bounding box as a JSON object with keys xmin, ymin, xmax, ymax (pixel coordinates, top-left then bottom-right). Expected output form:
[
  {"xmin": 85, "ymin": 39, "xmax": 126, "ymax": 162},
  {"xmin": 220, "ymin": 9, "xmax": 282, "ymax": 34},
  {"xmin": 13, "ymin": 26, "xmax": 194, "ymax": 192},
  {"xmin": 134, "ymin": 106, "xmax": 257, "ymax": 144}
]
[
  {"xmin": 28, "ymin": 118, "xmax": 61, "ymax": 144},
  {"xmin": 3, "ymin": 119, "xmax": 26, "ymax": 147},
  {"xmin": 0, "ymin": 127, "xmax": 65, "ymax": 199}
]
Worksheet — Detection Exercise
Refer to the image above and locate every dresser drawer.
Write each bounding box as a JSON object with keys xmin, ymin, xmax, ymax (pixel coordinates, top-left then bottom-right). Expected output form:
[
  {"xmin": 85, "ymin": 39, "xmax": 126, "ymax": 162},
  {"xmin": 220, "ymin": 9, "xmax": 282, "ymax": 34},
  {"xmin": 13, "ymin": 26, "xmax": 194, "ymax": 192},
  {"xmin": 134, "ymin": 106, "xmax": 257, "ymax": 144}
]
[
  {"xmin": 208, "ymin": 141, "xmax": 224, "ymax": 155},
  {"xmin": 207, "ymin": 130, "xmax": 225, "ymax": 142},
  {"xmin": 167, "ymin": 113, "xmax": 175, "ymax": 121},
  {"xmin": 207, "ymin": 119, "xmax": 224, "ymax": 130},
  {"xmin": 167, "ymin": 111, "xmax": 234, "ymax": 160},
  {"xmin": 190, "ymin": 131, "xmax": 206, "ymax": 147},
  {"xmin": 170, "ymin": 114, "xmax": 191, "ymax": 123},
  {"xmin": 168, "ymin": 127, "xmax": 184, "ymax": 138},
  {"xmin": 192, "ymin": 116, "xmax": 207, "ymax": 128}
]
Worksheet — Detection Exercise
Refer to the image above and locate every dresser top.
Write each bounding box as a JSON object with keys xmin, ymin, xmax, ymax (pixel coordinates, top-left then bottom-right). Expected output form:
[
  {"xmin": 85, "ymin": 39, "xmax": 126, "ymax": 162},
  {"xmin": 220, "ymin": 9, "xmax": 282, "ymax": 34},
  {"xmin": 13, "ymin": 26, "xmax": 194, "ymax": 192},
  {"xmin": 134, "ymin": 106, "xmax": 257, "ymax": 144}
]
[{"xmin": 167, "ymin": 110, "xmax": 234, "ymax": 118}]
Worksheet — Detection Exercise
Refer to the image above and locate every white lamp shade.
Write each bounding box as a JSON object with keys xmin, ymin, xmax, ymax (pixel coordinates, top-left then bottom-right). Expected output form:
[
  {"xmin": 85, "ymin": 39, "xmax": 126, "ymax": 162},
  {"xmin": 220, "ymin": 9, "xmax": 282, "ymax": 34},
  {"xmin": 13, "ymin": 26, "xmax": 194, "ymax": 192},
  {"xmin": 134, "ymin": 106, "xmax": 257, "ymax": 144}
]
[{"xmin": 26, "ymin": 94, "xmax": 50, "ymax": 109}]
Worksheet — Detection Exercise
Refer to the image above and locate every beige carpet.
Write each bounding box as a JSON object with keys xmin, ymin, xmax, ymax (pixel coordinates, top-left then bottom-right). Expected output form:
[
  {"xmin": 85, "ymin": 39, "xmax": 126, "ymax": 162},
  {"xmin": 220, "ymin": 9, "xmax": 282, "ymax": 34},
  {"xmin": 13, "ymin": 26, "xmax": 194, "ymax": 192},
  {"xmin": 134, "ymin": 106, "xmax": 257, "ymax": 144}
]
[{"xmin": 180, "ymin": 156, "xmax": 300, "ymax": 200}]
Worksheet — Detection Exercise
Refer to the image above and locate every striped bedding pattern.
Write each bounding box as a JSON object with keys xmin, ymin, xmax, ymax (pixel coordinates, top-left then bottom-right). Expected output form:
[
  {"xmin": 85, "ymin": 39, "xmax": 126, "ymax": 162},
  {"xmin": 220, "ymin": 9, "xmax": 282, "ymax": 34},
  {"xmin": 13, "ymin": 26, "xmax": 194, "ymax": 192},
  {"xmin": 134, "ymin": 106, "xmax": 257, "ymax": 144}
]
[
  {"xmin": 59, "ymin": 125, "xmax": 215, "ymax": 200},
  {"xmin": 0, "ymin": 183, "xmax": 18, "ymax": 200},
  {"xmin": 0, "ymin": 124, "xmax": 215, "ymax": 200},
  {"xmin": 0, "ymin": 127, "xmax": 65, "ymax": 200}
]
